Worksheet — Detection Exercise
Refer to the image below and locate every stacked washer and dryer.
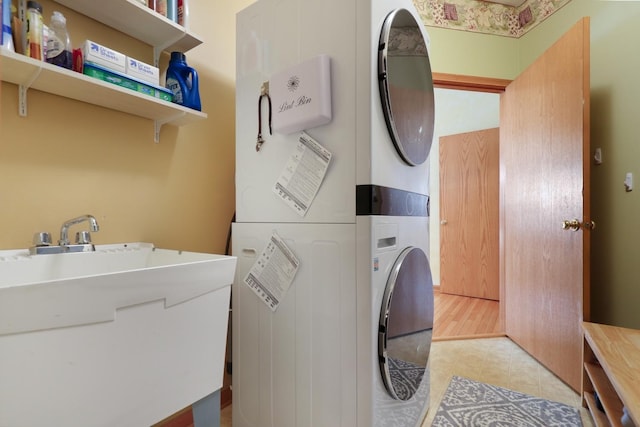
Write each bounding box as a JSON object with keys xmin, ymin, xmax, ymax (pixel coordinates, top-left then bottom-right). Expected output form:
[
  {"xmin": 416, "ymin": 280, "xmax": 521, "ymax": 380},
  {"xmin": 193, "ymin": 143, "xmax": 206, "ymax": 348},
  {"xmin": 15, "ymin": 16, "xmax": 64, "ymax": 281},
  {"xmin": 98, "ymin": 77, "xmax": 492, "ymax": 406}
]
[{"xmin": 233, "ymin": 0, "xmax": 435, "ymax": 425}]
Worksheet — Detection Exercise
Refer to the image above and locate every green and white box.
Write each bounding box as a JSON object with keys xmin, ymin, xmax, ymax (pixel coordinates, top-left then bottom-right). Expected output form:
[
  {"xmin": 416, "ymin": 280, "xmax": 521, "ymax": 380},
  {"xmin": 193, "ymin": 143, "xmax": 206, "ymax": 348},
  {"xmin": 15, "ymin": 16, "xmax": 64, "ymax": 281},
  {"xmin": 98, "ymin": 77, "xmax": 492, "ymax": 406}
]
[
  {"xmin": 84, "ymin": 62, "xmax": 173, "ymax": 102},
  {"xmin": 126, "ymin": 57, "xmax": 160, "ymax": 86},
  {"xmin": 82, "ymin": 40, "xmax": 126, "ymax": 74}
]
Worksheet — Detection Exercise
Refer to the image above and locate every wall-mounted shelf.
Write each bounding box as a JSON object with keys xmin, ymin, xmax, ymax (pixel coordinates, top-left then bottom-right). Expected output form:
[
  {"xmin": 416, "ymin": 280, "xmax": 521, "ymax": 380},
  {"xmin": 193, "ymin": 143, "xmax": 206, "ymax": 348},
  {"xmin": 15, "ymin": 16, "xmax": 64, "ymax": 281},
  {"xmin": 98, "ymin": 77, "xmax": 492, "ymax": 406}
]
[
  {"xmin": 52, "ymin": 0, "xmax": 203, "ymax": 57},
  {"xmin": 3, "ymin": 0, "xmax": 206, "ymax": 142},
  {"xmin": 1, "ymin": 48, "xmax": 207, "ymax": 141}
]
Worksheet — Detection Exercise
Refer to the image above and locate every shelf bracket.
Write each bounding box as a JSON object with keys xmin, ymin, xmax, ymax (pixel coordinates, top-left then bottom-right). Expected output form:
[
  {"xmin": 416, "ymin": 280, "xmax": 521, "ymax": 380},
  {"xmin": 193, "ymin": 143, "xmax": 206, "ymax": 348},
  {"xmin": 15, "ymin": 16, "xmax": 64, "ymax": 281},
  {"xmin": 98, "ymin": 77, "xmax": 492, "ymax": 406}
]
[
  {"xmin": 153, "ymin": 31, "xmax": 187, "ymax": 66},
  {"xmin": 154, "ymin": 111, "xmax": 186, "ymax": 143},
  {"xmin": 18, "ymin": 66, "xmax": 43, "ymax": 117}
]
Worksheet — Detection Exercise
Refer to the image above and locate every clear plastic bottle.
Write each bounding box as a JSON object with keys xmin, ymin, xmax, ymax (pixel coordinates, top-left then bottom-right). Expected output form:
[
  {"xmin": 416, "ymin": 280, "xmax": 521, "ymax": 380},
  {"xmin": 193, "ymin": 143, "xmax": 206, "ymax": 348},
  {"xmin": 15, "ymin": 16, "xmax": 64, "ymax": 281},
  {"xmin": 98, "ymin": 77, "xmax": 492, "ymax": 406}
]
[{"xmin": 46, "ymin": 11, "xmax": 72, "ymax": 69}]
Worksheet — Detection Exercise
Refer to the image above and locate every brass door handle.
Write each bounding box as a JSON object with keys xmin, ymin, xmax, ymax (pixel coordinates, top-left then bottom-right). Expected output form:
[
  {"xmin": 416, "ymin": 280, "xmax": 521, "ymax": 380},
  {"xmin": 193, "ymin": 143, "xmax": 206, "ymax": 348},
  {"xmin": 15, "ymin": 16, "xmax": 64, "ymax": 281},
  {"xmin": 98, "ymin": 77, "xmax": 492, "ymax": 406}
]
[
  {"xmin": 441, "ymin": 220, "xmax": 447, "ymax": 225},
  {"xmin": 562, "ymin": 219, "xmax": 581, "ymax": 231},
  {"xmin": 562, "ymin": 219, "xmax": 596, "ymax": 231}
]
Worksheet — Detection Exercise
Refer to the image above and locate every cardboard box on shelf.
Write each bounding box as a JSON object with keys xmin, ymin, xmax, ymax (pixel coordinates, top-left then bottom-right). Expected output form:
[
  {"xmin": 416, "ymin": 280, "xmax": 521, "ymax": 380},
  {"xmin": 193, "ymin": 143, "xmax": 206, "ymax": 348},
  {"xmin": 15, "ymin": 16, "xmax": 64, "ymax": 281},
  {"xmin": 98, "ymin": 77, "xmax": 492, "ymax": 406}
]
[
  {"xmin": 83, "ymin": 61, "xmax": 172, "ymax": 102},
  {"xmin": 81, "ymin": 39, "xmax": 126, "ymax": 74},
  {"xmin": 126, "ymin": 57, "xmax": 159, "ymax": 86}
]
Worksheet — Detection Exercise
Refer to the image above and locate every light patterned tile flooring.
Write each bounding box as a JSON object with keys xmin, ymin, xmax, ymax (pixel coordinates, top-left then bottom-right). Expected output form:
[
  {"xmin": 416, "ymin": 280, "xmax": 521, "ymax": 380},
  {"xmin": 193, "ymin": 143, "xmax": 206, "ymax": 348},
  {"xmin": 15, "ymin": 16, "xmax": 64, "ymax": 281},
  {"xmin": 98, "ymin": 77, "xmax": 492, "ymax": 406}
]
[
  {"xmin": 422, "ymin": 337, "xmax": 593, "ymax": 426},
  {"xmin": 221, "ymin": 337, "xmax": 593, "ymax": 427}
]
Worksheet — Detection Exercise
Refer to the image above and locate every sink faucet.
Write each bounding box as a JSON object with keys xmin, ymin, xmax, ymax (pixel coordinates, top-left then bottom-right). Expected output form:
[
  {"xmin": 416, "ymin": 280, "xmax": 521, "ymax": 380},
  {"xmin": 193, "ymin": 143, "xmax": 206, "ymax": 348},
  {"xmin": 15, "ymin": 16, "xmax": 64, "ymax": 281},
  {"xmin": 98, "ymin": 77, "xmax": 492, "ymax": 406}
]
[{"xmin": 59, "ymin": 214, "xmax": 100, "ymax": 246}]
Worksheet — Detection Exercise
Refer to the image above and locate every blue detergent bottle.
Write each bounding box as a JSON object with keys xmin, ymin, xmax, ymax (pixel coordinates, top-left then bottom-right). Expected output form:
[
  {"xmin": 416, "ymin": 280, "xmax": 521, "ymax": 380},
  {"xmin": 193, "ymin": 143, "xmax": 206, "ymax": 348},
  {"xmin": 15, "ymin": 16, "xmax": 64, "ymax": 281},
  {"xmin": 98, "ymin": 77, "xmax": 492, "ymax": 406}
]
[{"xmin": 165, "ymin": 51, "xmax": 201, "ymax": 111}]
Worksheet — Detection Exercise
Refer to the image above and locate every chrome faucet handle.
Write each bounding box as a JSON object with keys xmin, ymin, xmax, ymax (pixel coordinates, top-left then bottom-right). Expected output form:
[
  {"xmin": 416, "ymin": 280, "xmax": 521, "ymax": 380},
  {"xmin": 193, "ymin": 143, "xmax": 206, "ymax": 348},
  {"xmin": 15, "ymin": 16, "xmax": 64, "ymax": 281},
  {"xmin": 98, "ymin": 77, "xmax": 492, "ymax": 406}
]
[
  {"xmin": 33, "ymin": 232, "xmax": 52, "ymax": 247},
  {"xmin": 75, "ymin": 231, "xmax": 92, "ymax": 245}
]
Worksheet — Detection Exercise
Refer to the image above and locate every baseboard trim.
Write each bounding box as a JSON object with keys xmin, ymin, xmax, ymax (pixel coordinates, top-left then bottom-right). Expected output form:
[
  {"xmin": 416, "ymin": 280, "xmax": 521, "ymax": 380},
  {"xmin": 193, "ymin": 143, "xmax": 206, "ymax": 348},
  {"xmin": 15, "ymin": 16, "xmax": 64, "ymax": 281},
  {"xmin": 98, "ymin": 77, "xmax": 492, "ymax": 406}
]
[
  {"xmin": 220, "ymin": 386, "xmax": 232, "ymax": 409},
  {"xmin": 432, "ymin": 332, "xmax": 506, "ymax": 342}
]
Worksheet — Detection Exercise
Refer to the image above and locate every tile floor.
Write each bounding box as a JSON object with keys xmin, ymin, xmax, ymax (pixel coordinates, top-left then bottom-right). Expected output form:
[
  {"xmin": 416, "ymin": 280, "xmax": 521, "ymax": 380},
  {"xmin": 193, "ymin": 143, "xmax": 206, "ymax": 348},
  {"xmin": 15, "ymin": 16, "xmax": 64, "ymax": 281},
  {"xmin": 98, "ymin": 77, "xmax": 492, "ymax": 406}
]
[
  {"xmin": 220, "ymin": 337, "xmax": 593, "ymax": 427},
  {"xmin": 422, "ymin": 337, "xmax": 593, "ymax": 426}
]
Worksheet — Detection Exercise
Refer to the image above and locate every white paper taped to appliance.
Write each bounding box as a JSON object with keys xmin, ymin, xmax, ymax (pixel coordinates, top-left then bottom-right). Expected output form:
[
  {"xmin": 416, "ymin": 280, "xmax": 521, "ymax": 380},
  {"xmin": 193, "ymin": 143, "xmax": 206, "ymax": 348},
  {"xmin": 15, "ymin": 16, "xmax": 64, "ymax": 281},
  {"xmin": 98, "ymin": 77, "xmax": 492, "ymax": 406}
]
[
  {"xmin": 273, "ymin": 131, "xmax": 332, "ymax": 217},
  {"xmin": 270, "ymin": 54, "xmax": 332, "ymax": 134},
  {"xmin": 243, "ymin": 232, "xmax": 300, "ymax": 312}
]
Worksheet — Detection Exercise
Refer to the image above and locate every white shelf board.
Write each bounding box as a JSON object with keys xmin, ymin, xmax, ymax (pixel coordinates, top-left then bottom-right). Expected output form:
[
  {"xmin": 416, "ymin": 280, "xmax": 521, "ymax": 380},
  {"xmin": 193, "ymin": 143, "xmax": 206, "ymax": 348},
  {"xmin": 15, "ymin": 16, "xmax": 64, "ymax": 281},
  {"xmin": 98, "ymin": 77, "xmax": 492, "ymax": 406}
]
[
  {"xmin": 52, "ymin": 0, "xmax": 203, "ymax": 53},
  {"xmin": 1, "ymin": 48, "xmax": 207, "ymax": 126}
]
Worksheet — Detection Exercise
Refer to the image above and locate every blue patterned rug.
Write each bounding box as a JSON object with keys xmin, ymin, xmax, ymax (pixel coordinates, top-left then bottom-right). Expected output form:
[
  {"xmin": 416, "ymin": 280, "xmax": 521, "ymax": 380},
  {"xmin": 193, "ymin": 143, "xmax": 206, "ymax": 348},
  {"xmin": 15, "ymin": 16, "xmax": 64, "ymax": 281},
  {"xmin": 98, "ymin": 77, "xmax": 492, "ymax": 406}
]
[
  {"xmin": 388, "ymin": 357, "xmax": 425, "ymax": 400},
  {"xmin": 431, "ymin": 376, "xmax": 582, "ymax": 427}
]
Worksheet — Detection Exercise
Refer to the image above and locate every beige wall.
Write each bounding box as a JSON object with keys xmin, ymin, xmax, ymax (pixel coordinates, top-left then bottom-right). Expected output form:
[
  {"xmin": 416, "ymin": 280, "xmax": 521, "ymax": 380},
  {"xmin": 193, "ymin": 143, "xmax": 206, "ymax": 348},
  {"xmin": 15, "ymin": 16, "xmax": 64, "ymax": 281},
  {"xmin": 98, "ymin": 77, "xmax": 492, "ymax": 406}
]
[
  {"xmin": 427, "ymin": 26, "xmax": 519, "ymax": 79},
  {"xmin": 0, "ymin": 0, "xmax": 253, "ymax": 254}
]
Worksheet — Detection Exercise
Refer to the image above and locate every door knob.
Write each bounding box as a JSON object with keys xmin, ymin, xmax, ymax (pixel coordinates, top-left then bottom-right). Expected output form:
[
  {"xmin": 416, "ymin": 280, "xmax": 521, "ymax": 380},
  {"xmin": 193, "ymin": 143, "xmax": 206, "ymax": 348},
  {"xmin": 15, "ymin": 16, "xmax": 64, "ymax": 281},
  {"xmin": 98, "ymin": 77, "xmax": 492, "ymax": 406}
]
[
  {"xmin": 441, "ymin": 220, "xmax": 447, "ymax": 225},
  {"xmin": 562, "ymin": 218, "xmax": 581, "ymax": 231},
  {"xmin": 562, "ymin": 219, "xmax": 596, "ymax": 231}
]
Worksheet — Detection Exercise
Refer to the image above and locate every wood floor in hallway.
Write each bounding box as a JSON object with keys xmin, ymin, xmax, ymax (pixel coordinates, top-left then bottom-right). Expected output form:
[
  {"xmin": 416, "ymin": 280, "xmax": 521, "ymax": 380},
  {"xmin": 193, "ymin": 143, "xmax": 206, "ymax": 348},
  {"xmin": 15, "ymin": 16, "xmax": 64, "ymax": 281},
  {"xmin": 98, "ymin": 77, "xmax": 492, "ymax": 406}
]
[{"xmin": 432, "ymin": 288, "xmax": 503, "ymax": 341}]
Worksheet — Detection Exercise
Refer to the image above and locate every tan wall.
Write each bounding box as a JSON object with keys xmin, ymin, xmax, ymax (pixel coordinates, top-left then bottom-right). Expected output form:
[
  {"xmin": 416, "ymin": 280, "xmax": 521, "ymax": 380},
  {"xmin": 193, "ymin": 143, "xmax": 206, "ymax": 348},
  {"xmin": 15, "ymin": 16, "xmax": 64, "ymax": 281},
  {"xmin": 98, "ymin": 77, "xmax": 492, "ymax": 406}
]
[
  {"xmin": 0, "ymin": 0, "xmax": 253, "ymax": 254},
  {"xmin": 427, "ymin": 26, "xmax": 519, "ymax": 79}
]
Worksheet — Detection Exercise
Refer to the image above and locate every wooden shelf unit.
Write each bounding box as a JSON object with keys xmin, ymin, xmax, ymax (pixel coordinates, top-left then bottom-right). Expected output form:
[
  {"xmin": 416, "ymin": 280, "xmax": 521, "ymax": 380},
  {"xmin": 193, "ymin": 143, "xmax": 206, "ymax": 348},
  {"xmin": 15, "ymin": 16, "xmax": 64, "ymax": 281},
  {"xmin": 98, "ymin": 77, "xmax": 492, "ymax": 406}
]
[{"xmin": 582, "ymin": 322, "xmax": 640, "ymax": 427}]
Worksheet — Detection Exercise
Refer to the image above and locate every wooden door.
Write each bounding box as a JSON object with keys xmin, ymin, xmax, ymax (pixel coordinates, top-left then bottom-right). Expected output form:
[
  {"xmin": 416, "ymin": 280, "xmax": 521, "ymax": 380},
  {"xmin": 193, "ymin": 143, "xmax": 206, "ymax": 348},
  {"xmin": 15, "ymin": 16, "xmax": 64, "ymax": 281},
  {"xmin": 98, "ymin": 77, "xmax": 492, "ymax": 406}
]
[
  {"xmin": 501, "ymin": 18, "xmax": 591, "ymax": 392},
  {"xmin": 440, "ymin": 128, "xmax": 500, "ymax": 300}
]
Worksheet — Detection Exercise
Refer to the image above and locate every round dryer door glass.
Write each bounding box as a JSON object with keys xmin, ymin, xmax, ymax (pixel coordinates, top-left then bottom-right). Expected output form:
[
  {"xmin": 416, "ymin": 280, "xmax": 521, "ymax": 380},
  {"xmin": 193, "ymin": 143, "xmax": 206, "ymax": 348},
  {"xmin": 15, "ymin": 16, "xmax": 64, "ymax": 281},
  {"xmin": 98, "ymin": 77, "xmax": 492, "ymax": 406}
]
[
  {"xmin": 379, "ymin": 246, "xmax": 434, "ymax": 401},
  {"xmin": 378, "ymin": 8, "xmax": 435, "ymax": 166}
]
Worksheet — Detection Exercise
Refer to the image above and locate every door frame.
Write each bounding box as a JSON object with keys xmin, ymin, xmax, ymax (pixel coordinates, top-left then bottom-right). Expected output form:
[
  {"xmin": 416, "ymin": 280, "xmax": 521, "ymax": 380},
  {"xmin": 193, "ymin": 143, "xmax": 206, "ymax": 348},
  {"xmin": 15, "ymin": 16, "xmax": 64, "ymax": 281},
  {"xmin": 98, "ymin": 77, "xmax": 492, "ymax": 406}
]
[
  {"xmin": 432, "ymin": 73, "xmax": 510, "ymax": 332},
  {"xmin": 433, "ymin": 73, "xmax": 510, "ymax": 94}
]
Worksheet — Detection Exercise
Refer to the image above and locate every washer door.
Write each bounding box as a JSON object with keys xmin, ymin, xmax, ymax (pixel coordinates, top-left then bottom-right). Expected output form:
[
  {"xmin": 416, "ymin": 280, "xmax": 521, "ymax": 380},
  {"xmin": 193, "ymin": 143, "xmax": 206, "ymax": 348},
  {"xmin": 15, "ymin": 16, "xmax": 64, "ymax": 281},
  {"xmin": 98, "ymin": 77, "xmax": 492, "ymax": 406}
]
[
  {"xmin": 378, "ymin": 8, "xmax": 435, "ymax": 166},
  {"xmin": 378, "ymin": 246, "xmax": 434, "ymax": 400}
]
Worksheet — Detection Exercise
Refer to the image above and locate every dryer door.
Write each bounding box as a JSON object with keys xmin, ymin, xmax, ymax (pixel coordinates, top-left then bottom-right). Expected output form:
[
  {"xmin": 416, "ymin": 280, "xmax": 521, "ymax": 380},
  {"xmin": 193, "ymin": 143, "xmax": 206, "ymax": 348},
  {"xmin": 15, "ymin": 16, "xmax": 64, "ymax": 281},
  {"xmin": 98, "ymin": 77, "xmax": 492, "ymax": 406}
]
[
  {"xmin": 378, "ymin": 8, "xmax": 435, "ymax": 166},
  {"xmin": 378, "ymin": 246, "xmax": 434, "ymax": 400}
]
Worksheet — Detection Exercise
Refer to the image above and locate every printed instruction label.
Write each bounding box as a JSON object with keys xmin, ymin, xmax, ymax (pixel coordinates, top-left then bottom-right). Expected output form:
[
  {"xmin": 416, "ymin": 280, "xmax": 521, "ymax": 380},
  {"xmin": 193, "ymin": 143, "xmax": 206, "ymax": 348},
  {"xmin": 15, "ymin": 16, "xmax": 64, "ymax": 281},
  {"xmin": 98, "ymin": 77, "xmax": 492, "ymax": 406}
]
[
  {"xmin": 273, "ymin": 132, "xmax": 332, "ymax": 216},
  {"xmin": 243, "ymin": 232, "xmax": 300, "ymax": 312}
]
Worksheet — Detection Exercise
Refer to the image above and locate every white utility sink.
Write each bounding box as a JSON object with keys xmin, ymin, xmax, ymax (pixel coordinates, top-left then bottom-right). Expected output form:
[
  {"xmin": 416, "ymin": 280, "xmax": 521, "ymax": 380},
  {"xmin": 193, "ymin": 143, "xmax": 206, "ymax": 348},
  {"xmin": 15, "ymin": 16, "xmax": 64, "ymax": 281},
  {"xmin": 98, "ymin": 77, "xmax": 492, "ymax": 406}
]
[{"xmin": 0, "ymin": 242, "xmax": 236, "ymax": 427}]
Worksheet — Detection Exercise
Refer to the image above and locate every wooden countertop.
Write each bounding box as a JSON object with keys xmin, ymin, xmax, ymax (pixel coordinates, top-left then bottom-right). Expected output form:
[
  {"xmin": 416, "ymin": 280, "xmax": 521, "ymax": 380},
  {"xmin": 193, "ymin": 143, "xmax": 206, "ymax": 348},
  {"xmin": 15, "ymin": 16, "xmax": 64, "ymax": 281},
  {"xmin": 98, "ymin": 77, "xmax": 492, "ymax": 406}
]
[{"xmin": 583, "ymin": 322, "xmax": 640, "ymax": 426}]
